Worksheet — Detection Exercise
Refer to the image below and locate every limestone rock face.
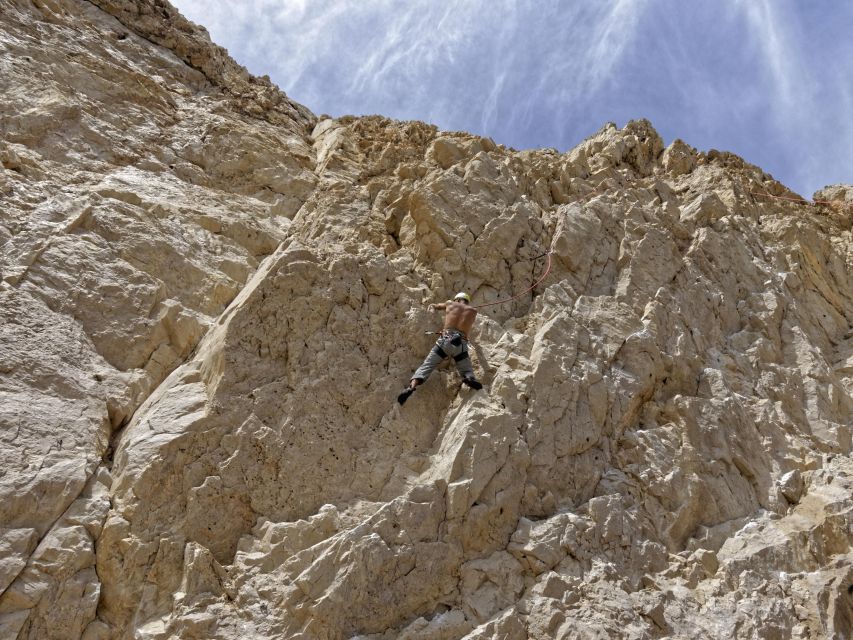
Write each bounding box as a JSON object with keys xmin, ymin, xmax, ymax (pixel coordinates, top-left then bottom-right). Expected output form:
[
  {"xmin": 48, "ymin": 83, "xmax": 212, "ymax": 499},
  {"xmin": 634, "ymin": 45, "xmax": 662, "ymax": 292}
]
[{"xmin": 2, "ymin": 2, "xmax": 852, "ymax": 639}]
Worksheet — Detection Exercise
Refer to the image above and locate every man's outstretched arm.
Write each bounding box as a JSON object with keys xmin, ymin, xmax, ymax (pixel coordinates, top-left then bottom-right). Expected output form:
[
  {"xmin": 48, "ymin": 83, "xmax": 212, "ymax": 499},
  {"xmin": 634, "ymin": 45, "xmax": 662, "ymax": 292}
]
[{"xmin": 428, "ymin": 302, "xmax": 448, "ymax": 311}]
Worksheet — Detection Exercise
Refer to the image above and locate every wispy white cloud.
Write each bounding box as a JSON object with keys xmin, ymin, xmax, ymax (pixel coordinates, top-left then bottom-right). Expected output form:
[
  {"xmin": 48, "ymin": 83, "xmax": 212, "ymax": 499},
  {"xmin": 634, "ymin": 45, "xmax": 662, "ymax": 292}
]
[
  {"xmin": 736, "ymin": 0, "xmax": 800, "ymax": 107},
  {"xmin": 174, "ymin": 1, "xmax": 647, "ymax": 131},
  {"xmin": 733, "ymin": 0, "xmax": 853, "ymax": 192},
  {"xmin": 481, "ymin": 70, "xmax": 506, "ymax": 133},
  {"xmin": 587, "ymin": 0, "xmax": 647, "ymax": 87}
]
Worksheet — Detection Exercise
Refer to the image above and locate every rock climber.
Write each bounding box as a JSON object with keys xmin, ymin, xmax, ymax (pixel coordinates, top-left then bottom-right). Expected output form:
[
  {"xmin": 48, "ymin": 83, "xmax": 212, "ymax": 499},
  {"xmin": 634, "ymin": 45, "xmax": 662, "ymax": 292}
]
[{"xmin": 397, "ymin": 292, "xmax": 483, "ymax": 405}]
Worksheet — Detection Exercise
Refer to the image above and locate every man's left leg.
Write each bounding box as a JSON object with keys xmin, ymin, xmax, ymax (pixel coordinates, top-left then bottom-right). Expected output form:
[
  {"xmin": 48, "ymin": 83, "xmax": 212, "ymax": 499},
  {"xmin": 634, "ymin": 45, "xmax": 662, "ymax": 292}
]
[{"xmin": 453, "ymin": 345, "xmax": 482, "ymax": 390}]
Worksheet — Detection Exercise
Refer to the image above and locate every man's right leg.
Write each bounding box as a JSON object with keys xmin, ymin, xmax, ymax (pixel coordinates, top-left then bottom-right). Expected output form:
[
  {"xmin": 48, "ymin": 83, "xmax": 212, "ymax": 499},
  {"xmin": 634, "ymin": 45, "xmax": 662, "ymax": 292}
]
[
  {"xmin": 398, "ymin": 343, "xmax": 448, "ymax": 405},
  {"xmin": 412, "ymin": 343, "xmax": 448, "ymax": 383}
]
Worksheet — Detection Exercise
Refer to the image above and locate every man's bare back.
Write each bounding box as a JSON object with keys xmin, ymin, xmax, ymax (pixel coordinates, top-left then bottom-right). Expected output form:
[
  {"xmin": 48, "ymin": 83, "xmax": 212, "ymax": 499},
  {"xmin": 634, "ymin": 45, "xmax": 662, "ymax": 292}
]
[{"xmin": 432, "ymin": 300, "xmax": 478, "ymax": 335}]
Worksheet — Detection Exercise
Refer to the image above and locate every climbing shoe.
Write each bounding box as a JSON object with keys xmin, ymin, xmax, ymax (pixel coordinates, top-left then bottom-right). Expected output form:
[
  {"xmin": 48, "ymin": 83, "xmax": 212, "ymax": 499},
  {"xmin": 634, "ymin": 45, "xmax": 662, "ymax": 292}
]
[
  {"xmin": 462, "ymin": 377, "xmax": 483, "ymax": 390},
  {"xmin": 397, "ymin": 387, "xmax": 415, "ymax": 405}
]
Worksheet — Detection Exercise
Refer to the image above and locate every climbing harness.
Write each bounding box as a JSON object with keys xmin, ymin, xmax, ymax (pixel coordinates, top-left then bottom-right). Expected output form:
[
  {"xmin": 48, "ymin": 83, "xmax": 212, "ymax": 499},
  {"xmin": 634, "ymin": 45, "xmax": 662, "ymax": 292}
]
[
  {"xmin": 425, "ymin": 328, "xmax": 467, "ymax": 339},
  {"xmin": 425, "ymin": 328, "xmax": 474, "ymax": 347},
  {"xmin": 473, "ymin": 250, "xmax": 554, "ymax": 309}
]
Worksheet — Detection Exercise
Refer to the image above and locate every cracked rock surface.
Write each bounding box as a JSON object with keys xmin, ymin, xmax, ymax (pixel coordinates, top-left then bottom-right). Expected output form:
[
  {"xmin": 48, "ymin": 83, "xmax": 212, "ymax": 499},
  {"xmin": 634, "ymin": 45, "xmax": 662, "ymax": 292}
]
[{"xmin": 2, "ymin": 1, "xmax": 852, "ymax": 639}]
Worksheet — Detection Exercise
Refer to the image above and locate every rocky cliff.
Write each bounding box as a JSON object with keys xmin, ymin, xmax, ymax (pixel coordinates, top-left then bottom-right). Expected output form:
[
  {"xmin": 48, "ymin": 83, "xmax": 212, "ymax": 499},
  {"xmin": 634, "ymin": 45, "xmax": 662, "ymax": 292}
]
[{"xmin": 1, "ymin": 1, "xmax": 852, "ymax": 639}]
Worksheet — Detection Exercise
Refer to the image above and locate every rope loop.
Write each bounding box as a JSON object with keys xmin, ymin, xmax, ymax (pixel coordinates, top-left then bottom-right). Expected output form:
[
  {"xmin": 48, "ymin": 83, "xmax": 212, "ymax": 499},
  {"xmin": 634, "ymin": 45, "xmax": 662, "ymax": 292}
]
[
  {"xmin": 750, "ymin": 190, "xmax": 848, "ymax": 208},
  {"xmin": 473, "ymin": 250, "xmax": 554, "ymax": 310}
]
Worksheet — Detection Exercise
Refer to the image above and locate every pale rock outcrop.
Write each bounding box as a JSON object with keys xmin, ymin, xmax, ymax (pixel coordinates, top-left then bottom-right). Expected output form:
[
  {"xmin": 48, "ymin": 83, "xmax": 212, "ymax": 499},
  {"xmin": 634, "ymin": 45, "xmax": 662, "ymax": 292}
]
[
  {"xmin": 2, "ymin": 1, "xmax": 852, "ymax": 639},
  {"xmin": 2, "ymin": 0, "xmax": 312, "ymax": 635}
]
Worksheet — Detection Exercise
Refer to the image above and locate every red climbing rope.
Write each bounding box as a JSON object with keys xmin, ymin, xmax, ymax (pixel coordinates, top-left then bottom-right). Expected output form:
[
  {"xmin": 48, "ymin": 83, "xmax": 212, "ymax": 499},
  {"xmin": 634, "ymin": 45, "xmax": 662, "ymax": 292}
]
[
  {"xmin": 750, "ymin": 191, "xmax": 849, "ymax": 208},
  {"xmin": 474, "ymin": 251, "xmax": 554, "ymax": 309}
]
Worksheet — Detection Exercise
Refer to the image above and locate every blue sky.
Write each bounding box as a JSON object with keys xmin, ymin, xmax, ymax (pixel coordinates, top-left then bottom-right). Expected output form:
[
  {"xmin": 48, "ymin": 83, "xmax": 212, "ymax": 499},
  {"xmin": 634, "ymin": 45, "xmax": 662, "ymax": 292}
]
[{"xmin": 170, "ymin": 0, "xmax": 852, "ymax": 197}]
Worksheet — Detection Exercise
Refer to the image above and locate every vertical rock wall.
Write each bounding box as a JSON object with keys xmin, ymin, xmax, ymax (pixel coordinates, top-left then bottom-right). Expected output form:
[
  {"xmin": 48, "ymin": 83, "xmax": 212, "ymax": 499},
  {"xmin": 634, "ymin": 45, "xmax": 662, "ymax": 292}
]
[{"xmin": 1, "ymin": 1, "xmax": 851, "ymax": 639}]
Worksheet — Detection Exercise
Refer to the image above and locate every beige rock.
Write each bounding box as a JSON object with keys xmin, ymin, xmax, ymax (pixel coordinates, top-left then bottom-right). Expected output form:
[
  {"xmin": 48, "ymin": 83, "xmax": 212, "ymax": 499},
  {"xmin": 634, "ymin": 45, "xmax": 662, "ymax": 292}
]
[
  {"xmin": 778, "ymin": 469, "xmax": 805, "ymax": 504},
  {"xmin": 427, "ymin": 137, "xmax": 466, "ymax": 169},
  {"xmin": 2, "ymin": 1, "xmax": 852, "ymax": 639},
  {"xmin": 661, "ymin": 138, "xmax": 697, "ymax": 176},
  {"xmin": 0, "ymin": 528, "xmax": 39, "ymax": 594},
  {"xmin": 679, "ymin": 192, "xmax": 729, "ymax": 227}
]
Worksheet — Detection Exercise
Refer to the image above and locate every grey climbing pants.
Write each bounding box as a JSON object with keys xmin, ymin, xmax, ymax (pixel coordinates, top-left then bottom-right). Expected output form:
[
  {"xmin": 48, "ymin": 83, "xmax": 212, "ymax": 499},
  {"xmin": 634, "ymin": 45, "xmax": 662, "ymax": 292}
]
[{"xmin": 412, "ymin": 330, "xmax": 474, "ymax": 382}]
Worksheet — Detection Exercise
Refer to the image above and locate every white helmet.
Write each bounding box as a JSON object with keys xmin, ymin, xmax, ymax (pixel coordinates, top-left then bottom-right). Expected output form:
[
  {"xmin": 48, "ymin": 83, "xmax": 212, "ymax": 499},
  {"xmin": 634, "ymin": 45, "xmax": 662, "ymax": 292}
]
[{"xmin": 454, "ymin": 292, "xmax": 471, "ymax": 303}]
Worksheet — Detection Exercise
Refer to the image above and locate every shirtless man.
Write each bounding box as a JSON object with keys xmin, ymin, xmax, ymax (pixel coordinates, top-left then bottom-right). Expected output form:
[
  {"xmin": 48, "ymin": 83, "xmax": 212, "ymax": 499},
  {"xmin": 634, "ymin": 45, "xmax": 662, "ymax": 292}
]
[{"xmin": 397, "ymin": 292, "xmax": 483, "ymax": 405}]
